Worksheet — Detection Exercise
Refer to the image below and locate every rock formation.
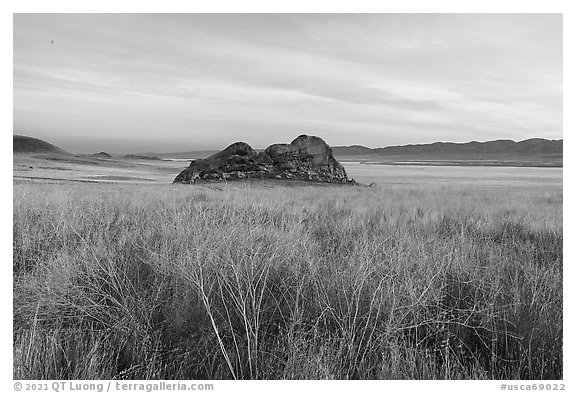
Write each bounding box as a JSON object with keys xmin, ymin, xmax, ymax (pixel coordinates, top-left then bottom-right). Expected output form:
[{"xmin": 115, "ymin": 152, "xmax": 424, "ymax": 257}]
[{"xmin": 174, "ymin": 135, "xmax": 353, "ymax": 184}]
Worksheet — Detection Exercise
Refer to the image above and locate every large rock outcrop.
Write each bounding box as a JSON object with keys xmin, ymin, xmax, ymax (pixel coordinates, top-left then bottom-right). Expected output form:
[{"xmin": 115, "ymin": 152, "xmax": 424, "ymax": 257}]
[{"xmin": 174, "ymin": 135, "xmax": 353, "ymax": 184}]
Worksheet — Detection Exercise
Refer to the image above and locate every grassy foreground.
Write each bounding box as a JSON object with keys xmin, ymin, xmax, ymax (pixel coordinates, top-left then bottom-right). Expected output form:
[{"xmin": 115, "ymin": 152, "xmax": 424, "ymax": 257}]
[{"xmin": 13, "ymin": 181, "xmax": 562, "ymax": 379}]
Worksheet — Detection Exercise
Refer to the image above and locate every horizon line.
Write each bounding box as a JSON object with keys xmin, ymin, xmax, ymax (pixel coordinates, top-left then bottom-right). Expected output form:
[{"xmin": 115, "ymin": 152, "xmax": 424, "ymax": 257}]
[{"xmin": 13, "ymin": 132, "xmax": 563, "ymax": 155}]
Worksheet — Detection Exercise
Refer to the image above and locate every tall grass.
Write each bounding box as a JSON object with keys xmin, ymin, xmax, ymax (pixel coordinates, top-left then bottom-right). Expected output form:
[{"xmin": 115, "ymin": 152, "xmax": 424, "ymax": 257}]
[{"xmin": 13, "ymin": 182, "xmax": 562, "ymax": 379}]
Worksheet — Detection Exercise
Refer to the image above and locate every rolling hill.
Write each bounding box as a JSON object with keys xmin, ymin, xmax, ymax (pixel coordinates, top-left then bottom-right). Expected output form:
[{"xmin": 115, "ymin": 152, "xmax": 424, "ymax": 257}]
[
  {"xmin": 332, "ymin": 138, "xmax": 563, "ymax": 156},
  {"xmin": 13, "ymin": 135, "xmax": 71, "ymax": 155},
  {"xmin": 89, "ymin": 152, "xmax": 113, "ymax": 159}
]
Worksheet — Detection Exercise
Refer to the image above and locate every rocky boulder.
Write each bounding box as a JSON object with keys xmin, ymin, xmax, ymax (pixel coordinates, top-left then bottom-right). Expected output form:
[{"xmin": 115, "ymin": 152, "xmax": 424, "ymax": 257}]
[{"xmin": 174, "ymin": 135, "xmax": 353, "ymax": 184}]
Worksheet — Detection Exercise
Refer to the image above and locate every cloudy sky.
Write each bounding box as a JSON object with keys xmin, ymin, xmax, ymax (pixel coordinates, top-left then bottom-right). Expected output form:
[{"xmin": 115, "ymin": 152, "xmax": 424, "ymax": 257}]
[{"xmin": 14, "ymin": 13, "xmax": 562, "ymax": 153}]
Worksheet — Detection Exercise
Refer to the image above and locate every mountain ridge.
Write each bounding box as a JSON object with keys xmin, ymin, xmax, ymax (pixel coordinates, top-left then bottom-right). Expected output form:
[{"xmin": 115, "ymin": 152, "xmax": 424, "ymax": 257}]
[
  {"xmin": 140, "ymin": 138, "xmax": 562, "ymax": 158},
  {"xmin": 13, "ymin": 134, "xmax": 563, "ymax": 166},
  {"xmin": 331, "ymin": 138, "xmax": 563, "ymax": 156}
]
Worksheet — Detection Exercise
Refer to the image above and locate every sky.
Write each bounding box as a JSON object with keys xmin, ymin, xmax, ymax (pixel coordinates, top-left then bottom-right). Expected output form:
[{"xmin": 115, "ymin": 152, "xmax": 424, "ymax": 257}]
[{"xmin": 13, "ymin": 13, "xmax": 562, "ymax": 153}]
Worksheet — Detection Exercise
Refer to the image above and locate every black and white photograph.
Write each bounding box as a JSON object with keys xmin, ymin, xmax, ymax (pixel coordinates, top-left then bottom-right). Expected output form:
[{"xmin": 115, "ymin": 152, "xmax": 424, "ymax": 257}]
[{"xmin": 11, "ymin": 11, "xmax": 563, "ymax": 383}]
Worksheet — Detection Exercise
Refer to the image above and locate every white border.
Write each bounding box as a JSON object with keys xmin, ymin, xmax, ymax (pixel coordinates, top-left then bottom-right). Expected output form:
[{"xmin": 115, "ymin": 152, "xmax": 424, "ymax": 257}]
[{"xmin": 3, "ymin": 2, "xmax": 572, "ymax": 391}]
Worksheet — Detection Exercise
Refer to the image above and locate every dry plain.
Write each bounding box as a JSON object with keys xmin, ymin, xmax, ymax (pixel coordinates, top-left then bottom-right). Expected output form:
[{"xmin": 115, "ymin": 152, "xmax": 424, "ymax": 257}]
[{"xmin": 13, "ymin": 156, "xmax": 563, "ymax": 379}]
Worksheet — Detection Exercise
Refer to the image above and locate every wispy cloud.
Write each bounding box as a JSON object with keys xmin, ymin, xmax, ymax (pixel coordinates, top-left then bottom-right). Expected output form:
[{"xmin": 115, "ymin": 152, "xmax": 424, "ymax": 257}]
[{"xmin": 13, "ymin": 14, "xmax": 562, "ymax": 153}]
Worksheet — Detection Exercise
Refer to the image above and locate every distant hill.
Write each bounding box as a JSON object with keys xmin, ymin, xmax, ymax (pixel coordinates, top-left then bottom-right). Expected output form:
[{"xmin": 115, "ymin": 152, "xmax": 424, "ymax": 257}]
[
  {"xmin": 123, "ymin": 154, "xmax": 161, "ymax": 160},
  {"xmin": 331, "ymin": 145, "xmax": 375, "ymax": 155},
  {"xmin": 13, "ymin": 135, "xmax": 71, "ymax": 155},
  {"xmin": 149, "ymin": 150, "xmax": 220, "ymax": 159},
  {"xmin": 333, "ymin": 138, "xmax": 563, "ymax": 156},
  {"xmin": 90, "ymin": 152, "xmax": 112, "ymax": 159}
]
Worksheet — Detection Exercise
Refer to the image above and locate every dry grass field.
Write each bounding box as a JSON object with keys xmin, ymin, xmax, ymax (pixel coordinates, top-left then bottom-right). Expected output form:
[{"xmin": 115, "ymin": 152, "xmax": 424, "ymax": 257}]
[{"xmin": 13, "ymin": 169, "xmax": 562, "ymax": 379}]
